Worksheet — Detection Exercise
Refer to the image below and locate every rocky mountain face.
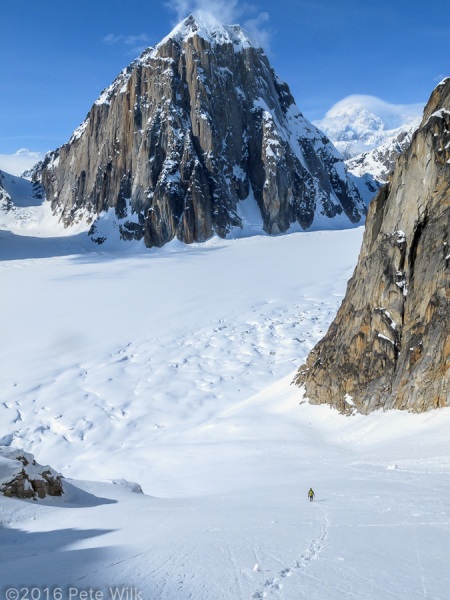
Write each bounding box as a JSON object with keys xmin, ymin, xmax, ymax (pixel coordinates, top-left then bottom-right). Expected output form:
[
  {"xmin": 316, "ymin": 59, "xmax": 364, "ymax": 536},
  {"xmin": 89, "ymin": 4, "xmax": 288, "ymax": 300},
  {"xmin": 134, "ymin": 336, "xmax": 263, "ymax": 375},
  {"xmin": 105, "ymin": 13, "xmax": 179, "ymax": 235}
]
[
  {"xmin": 36, "ymin": 12, "xmax": 365, "ymax": 248},
  {"xmin": 295, "ymin": 79, "xmax": 450, "ymax": 414}
]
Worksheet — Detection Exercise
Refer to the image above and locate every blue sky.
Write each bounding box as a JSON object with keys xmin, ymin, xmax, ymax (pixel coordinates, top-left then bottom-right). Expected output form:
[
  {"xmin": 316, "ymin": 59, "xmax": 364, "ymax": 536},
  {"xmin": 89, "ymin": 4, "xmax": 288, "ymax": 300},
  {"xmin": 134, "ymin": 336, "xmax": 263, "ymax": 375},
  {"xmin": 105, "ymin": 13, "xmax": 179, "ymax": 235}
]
[{"xmin": 1, "ymin": 0, "xmax": 449, "ymax": 165}]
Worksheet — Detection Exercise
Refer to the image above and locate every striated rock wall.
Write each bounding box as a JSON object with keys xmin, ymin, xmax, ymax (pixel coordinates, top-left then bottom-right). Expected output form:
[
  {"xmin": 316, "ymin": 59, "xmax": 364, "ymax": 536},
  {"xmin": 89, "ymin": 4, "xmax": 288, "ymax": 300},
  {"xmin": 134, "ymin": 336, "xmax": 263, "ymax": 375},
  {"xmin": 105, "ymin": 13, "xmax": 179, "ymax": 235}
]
[
  {"xmin": 295, "ymin": 79, "xmax": 450, "ymax": 413},
  {"xmin": 37, "ymin": 15, "xmax": 365, "ymax": 248}
]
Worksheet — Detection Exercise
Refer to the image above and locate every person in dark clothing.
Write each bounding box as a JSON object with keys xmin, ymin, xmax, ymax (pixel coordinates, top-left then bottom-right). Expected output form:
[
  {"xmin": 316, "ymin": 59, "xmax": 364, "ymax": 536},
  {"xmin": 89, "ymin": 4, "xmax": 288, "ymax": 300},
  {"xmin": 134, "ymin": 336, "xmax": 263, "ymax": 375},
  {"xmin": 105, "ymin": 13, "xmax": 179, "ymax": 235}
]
[{"xmin": 308, "ymin": 488, "xmax": 315, "ymax": 502}]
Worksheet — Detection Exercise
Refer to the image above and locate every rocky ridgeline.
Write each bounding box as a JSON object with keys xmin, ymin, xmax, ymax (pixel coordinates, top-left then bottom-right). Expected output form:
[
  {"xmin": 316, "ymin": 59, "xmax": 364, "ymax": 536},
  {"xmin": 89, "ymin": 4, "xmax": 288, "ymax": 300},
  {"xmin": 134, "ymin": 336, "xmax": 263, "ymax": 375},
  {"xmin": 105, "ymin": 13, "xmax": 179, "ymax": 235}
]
[
  {"xmin": 36, "ymin": 12, "xmax": 365, "ymax": 248},
  {"xmin": 346, "ymin": 122, "xmax": 420, "ymax": 184},
  {"xmin": 295, "ymin": 79, "xmax": 450, "ymax": 414},
  {"xmin": 0, "ymin": 447, "xmax": 63, "ymax": 499}
]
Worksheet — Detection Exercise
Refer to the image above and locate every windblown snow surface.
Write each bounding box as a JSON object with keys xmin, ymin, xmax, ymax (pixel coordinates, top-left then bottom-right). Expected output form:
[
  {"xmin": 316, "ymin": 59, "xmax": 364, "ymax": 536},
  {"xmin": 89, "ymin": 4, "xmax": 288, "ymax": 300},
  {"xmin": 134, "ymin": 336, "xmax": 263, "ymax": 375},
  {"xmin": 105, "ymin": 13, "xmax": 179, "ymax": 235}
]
[{"xmin": 0, "ymin": 213, "xmax": 449, "ymax": 599}]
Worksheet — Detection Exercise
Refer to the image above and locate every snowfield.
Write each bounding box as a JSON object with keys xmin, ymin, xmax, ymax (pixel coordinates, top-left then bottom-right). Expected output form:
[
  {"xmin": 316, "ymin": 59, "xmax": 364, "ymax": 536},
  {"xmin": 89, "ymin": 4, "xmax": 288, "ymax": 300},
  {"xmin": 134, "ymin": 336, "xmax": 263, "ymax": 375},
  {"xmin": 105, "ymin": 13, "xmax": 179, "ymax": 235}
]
[{"xmin": 0, "ymin": 224, "xmax": 449, "ymax": 599}]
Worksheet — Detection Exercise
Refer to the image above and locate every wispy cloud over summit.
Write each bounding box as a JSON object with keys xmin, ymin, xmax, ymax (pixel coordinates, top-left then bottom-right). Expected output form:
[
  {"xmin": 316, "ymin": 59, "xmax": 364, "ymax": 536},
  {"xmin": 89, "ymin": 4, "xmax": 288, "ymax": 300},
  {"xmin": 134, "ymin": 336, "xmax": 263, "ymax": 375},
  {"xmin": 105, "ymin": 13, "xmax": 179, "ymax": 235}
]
[
  {"xmin": 103, "ymin": 33, "xmax": 152, "ymax": 55},
  {"xmin": 166, "ymin": 0, "xmax": 271, "ymax": 50}
]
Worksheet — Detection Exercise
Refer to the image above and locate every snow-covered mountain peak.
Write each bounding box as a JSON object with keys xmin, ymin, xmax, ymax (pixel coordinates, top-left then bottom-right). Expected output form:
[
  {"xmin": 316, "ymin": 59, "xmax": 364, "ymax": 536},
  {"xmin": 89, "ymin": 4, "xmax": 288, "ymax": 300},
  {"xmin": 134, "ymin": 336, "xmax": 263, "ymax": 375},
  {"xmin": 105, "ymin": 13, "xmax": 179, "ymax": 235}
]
[
  {"xmin": 92, "ymin": 13, "xmax": 257, "ymax": 109},
  {"xmin": 33, "ymin": 12, "xmax": 367, "ymax": 248},
  {"xmin": 324, "ymin": 95, "xmax": 421, "ymax": 129},
  {"xmin": 160, "ymin": 11, "xmax": 257, "ymax": 51},
  {"xmin": 315, "ymin": 95, "xmax": 424, "ymax": 158}
]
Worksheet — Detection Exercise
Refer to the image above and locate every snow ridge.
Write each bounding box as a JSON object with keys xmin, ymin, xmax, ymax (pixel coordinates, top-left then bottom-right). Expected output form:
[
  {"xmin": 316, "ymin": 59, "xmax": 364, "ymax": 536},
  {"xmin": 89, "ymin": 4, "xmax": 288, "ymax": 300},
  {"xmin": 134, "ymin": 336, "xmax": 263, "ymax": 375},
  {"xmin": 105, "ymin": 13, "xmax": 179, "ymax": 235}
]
[{"xmin": 345, "ymin": 119, "xmax": 420, "ymax": 182}]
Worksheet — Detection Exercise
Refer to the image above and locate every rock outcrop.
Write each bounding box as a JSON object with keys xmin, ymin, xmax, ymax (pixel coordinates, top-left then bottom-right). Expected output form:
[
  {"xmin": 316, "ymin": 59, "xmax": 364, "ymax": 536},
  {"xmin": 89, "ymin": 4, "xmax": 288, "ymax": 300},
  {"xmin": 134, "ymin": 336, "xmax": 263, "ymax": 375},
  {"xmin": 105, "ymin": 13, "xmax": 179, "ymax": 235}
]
[
  {"xmin": 0, "ymin": 171, "xmax": 14, "ymax": 212},
  {"xmin": 295, "ymin": 79, "xmax": 450, "ymax": 414},
  {"xmin": 0, "ymin": 447, "xmax": 63, "ymax": 499},
  {"xmin": 36, "ymin": 12, "xmax": 365, "ymax": 248}
]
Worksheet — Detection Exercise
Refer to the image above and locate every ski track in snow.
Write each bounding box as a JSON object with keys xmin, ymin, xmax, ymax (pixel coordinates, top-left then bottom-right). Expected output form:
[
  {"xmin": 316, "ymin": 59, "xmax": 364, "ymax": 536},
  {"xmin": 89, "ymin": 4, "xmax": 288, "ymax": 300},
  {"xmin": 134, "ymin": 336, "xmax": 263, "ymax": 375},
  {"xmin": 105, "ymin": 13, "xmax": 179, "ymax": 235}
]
[
  {"xmin": 294, "ymin": 509, "xmax": 330, "ymax": 570},
  {"xmin": 251, "ymin": 507, "xmax": 330, "ymax": 599},
  {"xmin": 1, "ymin": 230, "xmax": 449, "ymax": 599}
]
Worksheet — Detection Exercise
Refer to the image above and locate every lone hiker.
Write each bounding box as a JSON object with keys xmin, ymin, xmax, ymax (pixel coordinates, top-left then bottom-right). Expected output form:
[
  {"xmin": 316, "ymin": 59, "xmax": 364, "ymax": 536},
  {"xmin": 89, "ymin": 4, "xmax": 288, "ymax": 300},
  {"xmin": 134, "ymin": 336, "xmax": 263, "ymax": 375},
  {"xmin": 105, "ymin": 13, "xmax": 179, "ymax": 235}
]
[{"xmin": 308, "ymin": 488, "xmax": 315, "ymax": 502}]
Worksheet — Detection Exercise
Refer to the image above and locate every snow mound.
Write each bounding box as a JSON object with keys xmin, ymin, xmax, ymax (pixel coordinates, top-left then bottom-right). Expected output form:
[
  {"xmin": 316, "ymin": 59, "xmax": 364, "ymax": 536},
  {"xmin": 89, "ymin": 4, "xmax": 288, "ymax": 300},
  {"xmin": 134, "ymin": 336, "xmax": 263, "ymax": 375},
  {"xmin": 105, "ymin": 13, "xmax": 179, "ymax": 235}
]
[{"xmin": 111, "ymin": 479, "xmax": 144, "ymax": 494}]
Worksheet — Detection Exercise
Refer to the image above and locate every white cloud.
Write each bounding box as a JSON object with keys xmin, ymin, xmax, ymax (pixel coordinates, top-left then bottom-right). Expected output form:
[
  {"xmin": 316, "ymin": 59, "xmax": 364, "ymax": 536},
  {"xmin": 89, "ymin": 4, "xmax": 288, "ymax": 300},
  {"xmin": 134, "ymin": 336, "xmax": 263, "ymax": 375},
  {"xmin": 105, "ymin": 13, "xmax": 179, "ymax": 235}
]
[
  {"xmin": 0, "ymin": 149, "xmax": 45, "ymax": 177},
  {"xmin": 103, "ymin": 33, "xmax": 152, "ymax": 56},
  {"xmin": 167, "ymin": 0, "xmax": 240, "ymax": 24},
  {"xmin": 325, "ymin": 95, "xmax": 424, "ymax": 117},
  {"xmin": 165, "ymin": 0, "xmax": 271, "ymax": 49},
  {"xmin": 103, "ymin": 33, "xmax": 123, "ymax": 44},
  {"xmin": 320, "ymin": 95, "xmax": 424, "ymax": 128},
  {"xmin": 242, "ymin": 10, "xmax": 270, "ymax": 50}
]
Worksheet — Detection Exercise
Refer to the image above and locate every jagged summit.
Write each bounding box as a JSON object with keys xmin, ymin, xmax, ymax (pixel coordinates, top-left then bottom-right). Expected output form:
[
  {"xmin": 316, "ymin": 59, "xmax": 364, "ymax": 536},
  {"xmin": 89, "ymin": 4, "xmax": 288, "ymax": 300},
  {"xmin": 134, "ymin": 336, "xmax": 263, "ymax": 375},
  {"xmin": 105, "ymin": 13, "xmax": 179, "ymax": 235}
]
[
  {"xmin": 91, "ymin": 12, "xmax": 258, "ymax": 111},
  {"xmin": 160, "ymin": 11, "xmax": 258, "ymax": 50},
  {"xmin": 35, "ymin": 15, "xmax": 366, "ymax": 248}
]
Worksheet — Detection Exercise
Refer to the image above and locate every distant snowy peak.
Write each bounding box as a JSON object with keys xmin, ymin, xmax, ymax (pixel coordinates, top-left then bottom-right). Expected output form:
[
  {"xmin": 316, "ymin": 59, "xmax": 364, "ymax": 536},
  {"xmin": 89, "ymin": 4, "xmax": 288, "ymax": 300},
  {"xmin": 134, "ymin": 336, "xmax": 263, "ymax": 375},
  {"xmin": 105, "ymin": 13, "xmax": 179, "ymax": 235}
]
[
  {"xmin": 314, "ymin": 95, "xmax": 424, "ymax": 158},
  {"xmin": 323, "ymin": 94, "xmax": 422, "ymax": 127},
  {"xmin": 313, "ymin": 95, "xmax": 424, "ymax": 183}
]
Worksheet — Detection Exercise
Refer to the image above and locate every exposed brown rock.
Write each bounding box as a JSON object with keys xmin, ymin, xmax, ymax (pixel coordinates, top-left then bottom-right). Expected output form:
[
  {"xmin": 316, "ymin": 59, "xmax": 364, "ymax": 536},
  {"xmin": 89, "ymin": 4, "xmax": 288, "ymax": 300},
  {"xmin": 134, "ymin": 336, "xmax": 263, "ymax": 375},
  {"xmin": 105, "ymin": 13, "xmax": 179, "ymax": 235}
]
[
  {"xmin": 36, "ymin": 14, "xmax": 365, "ymax": 248},
  {"xmin": 0, "ymin": 448, "xmax": 63, "ymax": 499},
  {"xmin": 295, "ymin": 79, "xmax": 450, "ymax": 414}
]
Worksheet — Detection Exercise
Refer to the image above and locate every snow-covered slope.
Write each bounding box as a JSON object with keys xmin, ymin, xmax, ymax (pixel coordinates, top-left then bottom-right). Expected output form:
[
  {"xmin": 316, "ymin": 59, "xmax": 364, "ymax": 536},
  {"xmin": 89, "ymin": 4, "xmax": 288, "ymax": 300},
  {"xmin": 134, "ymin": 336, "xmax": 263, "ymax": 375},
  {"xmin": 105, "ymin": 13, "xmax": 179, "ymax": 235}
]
[
  {"xmin": 346, "ymin": 120, "xmax": 420, "ymax": 183},
  {"xmin": 0, "ymin": 169, "xmax": 41, "ymax": 208},
  {"xmin": 0, "ymin": 230, "xmax": 363, "ymax": 467},
  {"xmin": 0, "ymin": 230, "xmax": 449, "ymax": 598},
  {"xmin": 0, "ymin": 169, "xmax": 90, "ymax": 240},
  {"xmin": 0, "ymin": 169, "xmax": 48, "ymax": 231}
]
